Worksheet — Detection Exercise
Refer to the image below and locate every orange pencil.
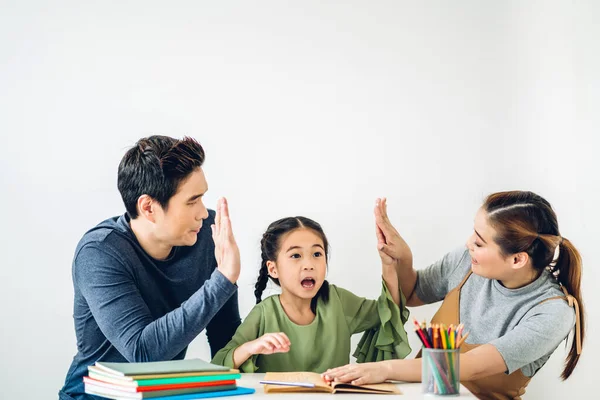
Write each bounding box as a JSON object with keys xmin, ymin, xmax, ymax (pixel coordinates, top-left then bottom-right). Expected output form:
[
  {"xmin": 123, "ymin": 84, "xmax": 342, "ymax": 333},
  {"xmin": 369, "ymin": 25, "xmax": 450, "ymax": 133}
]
[{"xmin": 433, "ymin": 325, "xmax": 440, "ymax": 349}]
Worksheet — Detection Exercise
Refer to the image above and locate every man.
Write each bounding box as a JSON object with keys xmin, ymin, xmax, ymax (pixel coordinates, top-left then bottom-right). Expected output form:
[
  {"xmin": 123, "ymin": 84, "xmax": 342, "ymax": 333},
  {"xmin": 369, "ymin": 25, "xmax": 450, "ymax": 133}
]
[{"xmin": 59, "ymin": 135, "xmax": 241, "ymax": 400}]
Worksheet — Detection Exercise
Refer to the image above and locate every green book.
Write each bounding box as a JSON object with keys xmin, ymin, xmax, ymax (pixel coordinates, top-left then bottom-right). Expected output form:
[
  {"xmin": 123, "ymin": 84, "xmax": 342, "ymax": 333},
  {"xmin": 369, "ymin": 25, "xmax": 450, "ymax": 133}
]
[{"xmin": 95, "ymin": 358, "xmax": 229, "ymax": 377}]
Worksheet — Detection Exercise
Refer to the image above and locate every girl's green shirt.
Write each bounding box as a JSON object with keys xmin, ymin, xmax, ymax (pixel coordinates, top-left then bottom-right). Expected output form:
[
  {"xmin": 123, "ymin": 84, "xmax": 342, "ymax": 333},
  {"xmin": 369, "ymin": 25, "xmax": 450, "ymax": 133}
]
[{"xmin": 212, "ymin": 281, "xmax": 411, "ymax": 373}]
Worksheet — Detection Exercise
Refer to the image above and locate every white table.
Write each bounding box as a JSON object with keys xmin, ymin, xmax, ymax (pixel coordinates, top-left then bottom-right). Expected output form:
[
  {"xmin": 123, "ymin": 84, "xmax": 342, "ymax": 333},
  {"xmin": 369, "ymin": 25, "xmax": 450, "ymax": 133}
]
[{"xmin": 237, "ymin": 373, "xmax": 476, "ymax": 398}]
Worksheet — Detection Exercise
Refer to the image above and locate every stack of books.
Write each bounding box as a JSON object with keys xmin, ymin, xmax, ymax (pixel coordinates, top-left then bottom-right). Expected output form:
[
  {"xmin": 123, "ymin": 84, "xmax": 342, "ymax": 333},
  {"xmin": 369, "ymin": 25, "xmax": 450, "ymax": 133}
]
[{"xmin": 83, "ymin": 358, "xmax": 254, "ymax": 399}]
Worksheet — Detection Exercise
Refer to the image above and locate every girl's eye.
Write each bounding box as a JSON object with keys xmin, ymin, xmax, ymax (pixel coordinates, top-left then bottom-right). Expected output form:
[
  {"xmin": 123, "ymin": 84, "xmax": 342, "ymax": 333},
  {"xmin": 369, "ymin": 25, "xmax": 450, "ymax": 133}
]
[
  {"xmin": 314, "ymin": 251, "xmax": 323, "ymax": 257},
  {"xmin": 290, "ymin": 253, "xmax": 301, "ymax": 259}
]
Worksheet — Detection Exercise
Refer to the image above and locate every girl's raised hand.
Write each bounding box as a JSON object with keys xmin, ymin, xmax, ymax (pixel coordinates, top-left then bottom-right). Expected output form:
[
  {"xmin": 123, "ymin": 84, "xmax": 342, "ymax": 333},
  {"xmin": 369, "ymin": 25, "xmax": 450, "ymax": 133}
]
[
  {"xmin": 374, "ymin": 198, "xmax": 404, "ymax": 261},
  {"xmin": 376, "ymin": 203, "xmax": 396, "ymax": 266}
]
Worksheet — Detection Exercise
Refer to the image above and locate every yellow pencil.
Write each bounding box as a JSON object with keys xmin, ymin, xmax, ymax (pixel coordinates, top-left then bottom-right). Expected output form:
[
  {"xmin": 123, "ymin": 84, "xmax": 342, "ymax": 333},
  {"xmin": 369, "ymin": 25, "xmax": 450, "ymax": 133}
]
[{"xmin": 440, "ymin": 326, "xmax": 448, "ymax": 349}]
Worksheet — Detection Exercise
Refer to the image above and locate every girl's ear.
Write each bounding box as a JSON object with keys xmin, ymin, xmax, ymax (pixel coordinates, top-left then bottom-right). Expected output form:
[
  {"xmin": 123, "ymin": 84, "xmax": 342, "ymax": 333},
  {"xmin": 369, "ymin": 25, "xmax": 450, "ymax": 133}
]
[{"xmin": 267, "ymin": 260, "xmax": 278, "ymax": 278}]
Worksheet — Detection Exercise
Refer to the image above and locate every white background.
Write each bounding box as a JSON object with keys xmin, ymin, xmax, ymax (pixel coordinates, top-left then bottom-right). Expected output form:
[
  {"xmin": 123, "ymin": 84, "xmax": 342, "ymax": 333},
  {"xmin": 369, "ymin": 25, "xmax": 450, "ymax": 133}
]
[{"xmin": 1, "ymin": 1, "xmax": 598, "ymax": 398}]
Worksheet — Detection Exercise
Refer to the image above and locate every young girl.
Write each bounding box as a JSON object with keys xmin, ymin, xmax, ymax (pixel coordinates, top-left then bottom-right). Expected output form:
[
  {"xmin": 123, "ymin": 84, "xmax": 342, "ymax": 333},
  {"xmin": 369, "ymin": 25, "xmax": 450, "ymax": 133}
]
[{"xmin": 211, "ymin": 208, "xmax": 411, "ymax": 373}]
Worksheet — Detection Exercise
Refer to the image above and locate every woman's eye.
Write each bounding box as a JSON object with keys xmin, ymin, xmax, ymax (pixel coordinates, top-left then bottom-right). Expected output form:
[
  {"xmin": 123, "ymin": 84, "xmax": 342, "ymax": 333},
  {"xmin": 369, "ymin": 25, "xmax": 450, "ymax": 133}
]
[
  {"xmin": 291, "ymin": 253, "xmax": 301, "ymax": 259},
  {"xmin": 314, "ymin": 252, "xmax": 323, "ymax": 257},
  {"xmin": 474, "ymin": 242, "xmax": 482, "ymax": 248}
]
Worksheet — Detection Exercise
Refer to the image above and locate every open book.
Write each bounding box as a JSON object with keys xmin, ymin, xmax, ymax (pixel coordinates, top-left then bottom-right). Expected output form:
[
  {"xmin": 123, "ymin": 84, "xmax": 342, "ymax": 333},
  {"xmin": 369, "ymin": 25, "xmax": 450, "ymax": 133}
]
[{"xmin": 261, "ymin": 372, "xmax": 401, "ymax": 394}]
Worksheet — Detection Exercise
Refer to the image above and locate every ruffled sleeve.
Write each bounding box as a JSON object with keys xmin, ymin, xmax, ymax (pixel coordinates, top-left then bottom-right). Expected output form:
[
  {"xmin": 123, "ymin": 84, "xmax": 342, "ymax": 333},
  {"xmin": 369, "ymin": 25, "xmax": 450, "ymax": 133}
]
[{"xmin": 353, "ymin": 281, "xmax": 411, "ymax": 362}]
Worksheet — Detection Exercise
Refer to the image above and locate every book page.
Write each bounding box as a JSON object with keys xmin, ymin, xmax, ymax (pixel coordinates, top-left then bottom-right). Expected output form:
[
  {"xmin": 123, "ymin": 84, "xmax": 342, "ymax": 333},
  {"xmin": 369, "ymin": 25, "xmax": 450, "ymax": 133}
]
[
  {"xmin": 332, "ymin": 382, "xmax": 401, "ymax": 394},
  {"xmin": 263, "ymin": 372, "xmax": 332, "ymax": 393}
]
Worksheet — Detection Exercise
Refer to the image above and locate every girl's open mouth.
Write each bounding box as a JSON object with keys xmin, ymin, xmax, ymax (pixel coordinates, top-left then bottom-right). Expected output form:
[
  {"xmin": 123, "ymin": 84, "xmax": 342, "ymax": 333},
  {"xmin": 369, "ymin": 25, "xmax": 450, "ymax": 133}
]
[{"xmin": 301, "ymin": 278, "xmax": 316, "ymax": 289}]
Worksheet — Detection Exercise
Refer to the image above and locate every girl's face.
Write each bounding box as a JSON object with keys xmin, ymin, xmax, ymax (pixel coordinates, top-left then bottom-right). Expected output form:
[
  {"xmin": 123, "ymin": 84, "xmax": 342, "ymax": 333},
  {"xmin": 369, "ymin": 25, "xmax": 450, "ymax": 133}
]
[
  {"xmin": 267, "ymin": 228, "xmax": 327, "ymax": 301},
  {"xmin": 465, "ymin": 208, "xmax": 515, "ymax": 281}
]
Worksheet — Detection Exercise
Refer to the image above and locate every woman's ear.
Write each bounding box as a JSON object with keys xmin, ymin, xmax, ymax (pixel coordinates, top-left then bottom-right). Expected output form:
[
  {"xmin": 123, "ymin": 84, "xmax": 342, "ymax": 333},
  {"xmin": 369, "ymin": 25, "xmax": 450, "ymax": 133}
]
[
  {"xmin": 511, "ymin": 252, "xmax": 530, "ymax": 270},
  {"xmin": 267, "ymin": 260, "xmax": 278, "ymax": 278}
]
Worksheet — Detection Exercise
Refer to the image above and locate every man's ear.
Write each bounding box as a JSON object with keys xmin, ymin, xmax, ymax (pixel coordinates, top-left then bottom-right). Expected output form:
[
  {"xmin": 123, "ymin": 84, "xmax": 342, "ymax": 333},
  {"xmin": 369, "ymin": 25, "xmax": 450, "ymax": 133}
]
[
  {"xmin": 267, "ymin": 260, "xmax": 278, "ymax": 278},
  {"xmin": 511, "ymin": 252, "xmax": 529, "ymax": 270},
  {"xmin": 137, "ymin": 194, "xmax": 157, "ymax": 223}
]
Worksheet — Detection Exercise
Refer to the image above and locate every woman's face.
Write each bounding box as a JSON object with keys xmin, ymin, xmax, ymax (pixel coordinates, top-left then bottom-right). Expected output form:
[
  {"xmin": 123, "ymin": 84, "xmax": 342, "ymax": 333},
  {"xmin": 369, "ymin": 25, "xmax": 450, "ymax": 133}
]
[{"xmin": 465, "ymin": 208, "xmax": 515, "ymax": 280}]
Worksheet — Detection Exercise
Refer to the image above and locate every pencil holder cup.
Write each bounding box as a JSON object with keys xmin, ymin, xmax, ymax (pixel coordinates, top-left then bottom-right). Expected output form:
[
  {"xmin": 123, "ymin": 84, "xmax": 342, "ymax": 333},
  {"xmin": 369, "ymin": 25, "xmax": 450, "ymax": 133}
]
[{"xmin": 422, "ymin": 348, "xmax": 460, "ymax": 396}]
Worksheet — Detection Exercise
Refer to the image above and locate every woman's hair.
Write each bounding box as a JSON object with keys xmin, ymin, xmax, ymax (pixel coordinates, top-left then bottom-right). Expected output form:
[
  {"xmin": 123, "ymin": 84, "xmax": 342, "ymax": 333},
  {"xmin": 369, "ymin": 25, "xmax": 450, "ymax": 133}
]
[
  {"xmin": 254, "ymin": 216, "xmax": 330, "ymax": 314},
  {"xmin": 483, "ymin": 190, "xmax": 584, "ymax": 379}
]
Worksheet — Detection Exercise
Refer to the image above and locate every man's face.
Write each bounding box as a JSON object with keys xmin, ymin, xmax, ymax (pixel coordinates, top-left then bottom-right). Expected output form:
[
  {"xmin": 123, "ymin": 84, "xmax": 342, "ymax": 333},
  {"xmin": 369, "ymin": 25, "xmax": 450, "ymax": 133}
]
[{"xmin": 154, "ymin": 167, "xmax": 209, "ymax": 246}]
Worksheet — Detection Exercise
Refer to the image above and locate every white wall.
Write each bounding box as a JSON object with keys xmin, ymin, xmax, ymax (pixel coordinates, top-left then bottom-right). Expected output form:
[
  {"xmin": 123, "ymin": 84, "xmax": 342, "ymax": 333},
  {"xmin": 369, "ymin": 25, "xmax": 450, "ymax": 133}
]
[{"xmin": 1, "ymin": 1, "xmax": 597, "ymax": 398}]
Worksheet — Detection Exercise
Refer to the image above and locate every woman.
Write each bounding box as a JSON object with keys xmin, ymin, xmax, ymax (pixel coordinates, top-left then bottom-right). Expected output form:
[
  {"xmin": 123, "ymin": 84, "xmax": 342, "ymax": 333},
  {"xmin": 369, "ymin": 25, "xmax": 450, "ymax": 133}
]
[{"xmin": 324, "ymin": 191, "xmax": 583, "ymax": 400}]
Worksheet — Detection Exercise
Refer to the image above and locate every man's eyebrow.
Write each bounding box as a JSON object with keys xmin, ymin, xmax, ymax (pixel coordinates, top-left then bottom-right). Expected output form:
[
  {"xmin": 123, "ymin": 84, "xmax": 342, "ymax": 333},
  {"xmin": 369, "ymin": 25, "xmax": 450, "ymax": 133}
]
[{"xmin": 187, "ymin": 193, "xmax": 205, "ymax": 202}]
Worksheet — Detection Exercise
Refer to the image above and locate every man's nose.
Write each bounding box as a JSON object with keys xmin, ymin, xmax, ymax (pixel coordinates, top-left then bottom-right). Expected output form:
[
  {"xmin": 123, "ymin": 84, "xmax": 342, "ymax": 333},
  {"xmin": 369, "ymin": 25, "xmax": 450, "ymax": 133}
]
[{"xmin": 196, "ymin": 205, "xmax": 209, "ymax": 221}]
